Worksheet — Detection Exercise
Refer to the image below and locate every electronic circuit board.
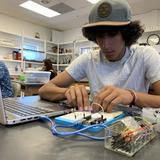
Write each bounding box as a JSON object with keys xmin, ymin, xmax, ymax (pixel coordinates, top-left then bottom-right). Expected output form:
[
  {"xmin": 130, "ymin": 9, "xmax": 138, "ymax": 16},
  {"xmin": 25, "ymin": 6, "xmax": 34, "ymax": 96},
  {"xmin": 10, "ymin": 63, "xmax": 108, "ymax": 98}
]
[{"xmin": 54, "ymin": 111, "xmax": 125, "ymax": 132}]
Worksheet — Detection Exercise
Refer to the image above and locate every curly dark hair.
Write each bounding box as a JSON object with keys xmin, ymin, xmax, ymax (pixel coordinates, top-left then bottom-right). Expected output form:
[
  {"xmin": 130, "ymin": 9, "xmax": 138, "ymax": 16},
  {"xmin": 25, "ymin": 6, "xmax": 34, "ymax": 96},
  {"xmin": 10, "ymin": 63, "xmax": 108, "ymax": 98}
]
[
  {"xmin": 43, "ymin": 59, "xmax": 57, "ymax": 79},
  {"xmin": 43, "ymin": 59, "xmax": 53, "ymax": 71},
  {"xmin": 82, "ymin": 21, "xmax": 144, "ymax": 46}
]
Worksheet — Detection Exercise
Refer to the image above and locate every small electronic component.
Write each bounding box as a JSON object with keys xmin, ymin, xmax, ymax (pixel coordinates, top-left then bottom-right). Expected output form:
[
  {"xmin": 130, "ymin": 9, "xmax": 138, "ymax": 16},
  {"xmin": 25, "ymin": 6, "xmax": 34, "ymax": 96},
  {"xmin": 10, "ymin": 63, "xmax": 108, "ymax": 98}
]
[{"xmin": 104, "ymin": 116, "xmax": 156, "ymax": 157}]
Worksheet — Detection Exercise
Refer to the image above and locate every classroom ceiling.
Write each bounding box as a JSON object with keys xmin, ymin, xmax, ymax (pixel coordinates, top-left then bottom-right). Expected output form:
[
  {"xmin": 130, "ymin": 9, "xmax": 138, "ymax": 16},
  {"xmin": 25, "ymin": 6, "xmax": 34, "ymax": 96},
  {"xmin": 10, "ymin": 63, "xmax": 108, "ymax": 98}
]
[{"xmin": 0, "ymin": 0, "xmax": 160, "ymax": 31}]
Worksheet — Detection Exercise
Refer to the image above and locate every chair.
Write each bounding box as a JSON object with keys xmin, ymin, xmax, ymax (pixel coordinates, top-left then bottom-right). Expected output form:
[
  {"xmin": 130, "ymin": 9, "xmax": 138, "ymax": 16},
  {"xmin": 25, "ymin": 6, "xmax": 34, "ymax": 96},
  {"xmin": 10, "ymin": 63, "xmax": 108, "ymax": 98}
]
[{"xmin": 11, "ymin": 82, "xmax": 21, "ymax": 97}]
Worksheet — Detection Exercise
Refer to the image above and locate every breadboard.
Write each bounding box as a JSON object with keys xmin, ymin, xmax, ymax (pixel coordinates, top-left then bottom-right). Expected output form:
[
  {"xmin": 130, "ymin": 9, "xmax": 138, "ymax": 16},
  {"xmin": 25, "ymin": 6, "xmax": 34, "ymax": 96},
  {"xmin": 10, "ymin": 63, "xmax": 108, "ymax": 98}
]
[{"xmin": 55, "ymin": 111, "xmax": 125, "ymax": 132}]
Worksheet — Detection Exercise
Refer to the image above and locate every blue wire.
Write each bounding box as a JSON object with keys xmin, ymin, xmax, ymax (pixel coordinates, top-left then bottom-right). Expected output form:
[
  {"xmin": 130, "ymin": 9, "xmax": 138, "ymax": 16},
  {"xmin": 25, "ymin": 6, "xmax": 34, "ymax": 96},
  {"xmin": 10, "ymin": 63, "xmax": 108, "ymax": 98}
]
[
  {"xmin": 52, "ymin": 123, "xmax": 106, "ymax": 136},
  {"xmin": 39, "ymin": 116, "xmax": 111, "ymax": 141}
]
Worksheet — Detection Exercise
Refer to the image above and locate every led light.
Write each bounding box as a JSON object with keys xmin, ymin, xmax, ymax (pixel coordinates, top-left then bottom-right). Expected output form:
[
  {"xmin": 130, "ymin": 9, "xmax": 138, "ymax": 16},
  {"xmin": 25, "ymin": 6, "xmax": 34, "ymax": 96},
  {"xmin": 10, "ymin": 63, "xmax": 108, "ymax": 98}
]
[
  {"xmin": 20, "ymin": 0, "xmax": 60, "ymax": 18},
  {"xmin": 87, "ymin": 0, "xmax": 100, "ymax": 4}
]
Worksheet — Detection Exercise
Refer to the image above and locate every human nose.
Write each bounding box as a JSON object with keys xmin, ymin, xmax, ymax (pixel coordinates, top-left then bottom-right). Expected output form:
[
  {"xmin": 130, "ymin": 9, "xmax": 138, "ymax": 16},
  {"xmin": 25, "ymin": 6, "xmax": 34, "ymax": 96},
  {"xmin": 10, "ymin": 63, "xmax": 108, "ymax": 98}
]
[{"xmin": 101, "ymin": 36, "xmax": 112, "ymax": 48}]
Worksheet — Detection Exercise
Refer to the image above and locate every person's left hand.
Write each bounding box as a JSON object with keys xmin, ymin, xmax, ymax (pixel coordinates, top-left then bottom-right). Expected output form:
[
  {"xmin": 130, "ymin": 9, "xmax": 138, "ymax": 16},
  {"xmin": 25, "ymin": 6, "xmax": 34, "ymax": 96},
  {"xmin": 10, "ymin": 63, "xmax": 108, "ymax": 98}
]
[{"xmin": 93, "ymin": 85, "xmax": 134, "ymax": 112}]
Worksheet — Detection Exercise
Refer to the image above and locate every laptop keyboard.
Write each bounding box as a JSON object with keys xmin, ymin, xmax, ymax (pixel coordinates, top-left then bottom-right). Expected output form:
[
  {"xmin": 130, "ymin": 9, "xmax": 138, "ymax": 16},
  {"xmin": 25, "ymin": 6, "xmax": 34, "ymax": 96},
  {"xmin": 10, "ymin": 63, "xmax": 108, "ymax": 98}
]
[{"xmin": 3, "ymin": 99, "xmax": 53, "ymax": 117}]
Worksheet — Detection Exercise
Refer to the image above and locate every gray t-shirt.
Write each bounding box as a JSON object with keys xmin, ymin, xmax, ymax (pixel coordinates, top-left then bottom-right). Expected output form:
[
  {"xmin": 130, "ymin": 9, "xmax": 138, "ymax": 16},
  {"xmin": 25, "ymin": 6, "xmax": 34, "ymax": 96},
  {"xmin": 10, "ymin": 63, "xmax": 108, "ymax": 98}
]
[{"xmin": 66, "ymin": 45, "xmax": 160, "ymax": 97}]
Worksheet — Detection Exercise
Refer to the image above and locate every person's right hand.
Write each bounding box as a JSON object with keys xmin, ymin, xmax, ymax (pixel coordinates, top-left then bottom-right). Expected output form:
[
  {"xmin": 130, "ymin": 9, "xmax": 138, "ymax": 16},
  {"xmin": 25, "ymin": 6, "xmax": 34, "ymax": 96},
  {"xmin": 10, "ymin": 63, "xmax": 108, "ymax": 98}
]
[{"xmin": 64, "ymin": 84, "xmax": 89, "ymax": 110}]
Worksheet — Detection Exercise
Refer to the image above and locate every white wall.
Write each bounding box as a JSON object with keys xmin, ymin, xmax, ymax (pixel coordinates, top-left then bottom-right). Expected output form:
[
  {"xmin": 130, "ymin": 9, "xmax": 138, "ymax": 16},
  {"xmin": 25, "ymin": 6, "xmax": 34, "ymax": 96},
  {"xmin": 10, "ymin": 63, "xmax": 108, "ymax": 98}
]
[
  {"xmin": 63, "ymin": 27, "xmax": 85, "ymax": 42},
  {"xmin": 0, "ymin": 13, "xmax": 52, "ymax": 40},
  {"xmin": 138, "ymin": 31, "xmax": 160, "ymax": 44},
  {"xmin": 4, "ymin": 9, "xmax": 160, "ymax": 43},
  {"xmin": 133, "ymin": 10, "xmax": 160, "ymax": 32},
  {"xmin": 59, "ymin": 10, "xmax": 160, "ymax": 43},
  {"xmin": 52, "ymin": 27, "xmax": 85, "ymax": 43},
  {"xmin": 52, "ymin": 30, "xmax": 64, "ymax": 43}
]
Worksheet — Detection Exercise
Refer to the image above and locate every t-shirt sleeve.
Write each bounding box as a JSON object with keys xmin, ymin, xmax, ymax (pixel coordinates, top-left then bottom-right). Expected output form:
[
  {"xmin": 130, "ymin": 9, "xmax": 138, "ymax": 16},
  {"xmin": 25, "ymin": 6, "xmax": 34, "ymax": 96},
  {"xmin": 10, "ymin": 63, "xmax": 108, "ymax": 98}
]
[
  {"xmin": 65, "ymin": 53, "xmax": 89, "ymax": 81},
  {"xmin": 144, "ymin": 46, "xmax": 160, "ymax": 83}
]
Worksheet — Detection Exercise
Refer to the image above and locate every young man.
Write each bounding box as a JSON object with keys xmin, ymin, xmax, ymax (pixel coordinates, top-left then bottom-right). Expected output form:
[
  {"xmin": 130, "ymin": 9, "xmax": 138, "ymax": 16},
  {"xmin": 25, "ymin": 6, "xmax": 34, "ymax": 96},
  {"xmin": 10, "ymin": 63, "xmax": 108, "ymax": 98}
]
[
  {"xmin": 39, "ymin": 0, "xmax": 160, "ymax": 112},
  {"xmin": 0, "ymin": 61, "xmax": 14, "ymax": 98}
]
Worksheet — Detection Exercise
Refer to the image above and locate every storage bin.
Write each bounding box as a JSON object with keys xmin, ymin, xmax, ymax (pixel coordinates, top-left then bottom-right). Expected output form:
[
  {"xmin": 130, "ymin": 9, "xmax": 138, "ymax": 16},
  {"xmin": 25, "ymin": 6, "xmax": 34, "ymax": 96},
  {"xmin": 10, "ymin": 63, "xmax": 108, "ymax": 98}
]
[
  {"xmin": 24, "ymin": 71, "xmax": 51, "ymax": 83},
  {"xmin": 104, "ymin": 116, "xmax": 156, "ymax": 157}
]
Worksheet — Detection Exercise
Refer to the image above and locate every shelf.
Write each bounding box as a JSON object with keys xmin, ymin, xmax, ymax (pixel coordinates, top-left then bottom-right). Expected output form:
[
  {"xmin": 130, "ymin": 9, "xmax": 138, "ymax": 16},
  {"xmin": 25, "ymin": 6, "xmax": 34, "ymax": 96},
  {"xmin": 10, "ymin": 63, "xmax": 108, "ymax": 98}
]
[
  {"xmin": 23, "ymin": 48, "xmax": 44, "ymax": 53},
  {"xmin": 52, "ymin": 64, "xmax": 57, "ymax": 66},
  {"xmin": 0, "ymin": 31, "xmax": 22, "ymax": 52},
  {"xmin": 0, "ymin": 59, "xmax": 22, "ymax": 63},
  {"xmin": 10, "ymin": 73, "xmax": 21, "ymax": 76},
  {"xmin": 0, "ymin": 30, "xmax": 21, "ymax": 37},
  {"xmin": 59, "ymin": 41, "xmax": 74, "ymax": 45},
  {"xmin": 24, "ymin": 61, "xmax": 43, "ymax": 65},
  {"xmin": 0, "ymin": 44, "xmax": 21, "ymax": 50},
  {"xmin": 23, "ymin": 36, "xmax": 44, "ymax": 42},
  {"xmin": 59, "ymin": 53, "xmax": 73, "ymax": 55},
  {"xmin": 46, "ymin": 40, "xmax": 57, "ymax": 44},
  {"xmin": 46, "ymin": 52, "xmax": 58, "ymax": 55},
  {"xmin": 0, "ymin": 30, "xmax": 75, "ymax": 72},
  {"xmin": 59, "ymin": 64, "xmax": 69, "ymax": 66}
]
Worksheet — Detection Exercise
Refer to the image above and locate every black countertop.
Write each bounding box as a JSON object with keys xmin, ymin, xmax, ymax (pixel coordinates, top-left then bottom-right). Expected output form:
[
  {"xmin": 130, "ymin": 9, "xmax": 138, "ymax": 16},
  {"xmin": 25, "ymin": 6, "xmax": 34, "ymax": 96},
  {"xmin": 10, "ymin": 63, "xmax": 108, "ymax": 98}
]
[{"xmin": 0, "ymin": 120, "xmax": 160, "ymax": 160}]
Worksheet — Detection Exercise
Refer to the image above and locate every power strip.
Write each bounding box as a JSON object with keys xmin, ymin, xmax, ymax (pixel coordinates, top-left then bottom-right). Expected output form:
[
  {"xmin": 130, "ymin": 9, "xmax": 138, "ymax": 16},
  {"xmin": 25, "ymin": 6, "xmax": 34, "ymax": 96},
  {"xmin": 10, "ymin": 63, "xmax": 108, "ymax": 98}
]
[{"xmin": 55, "ymin": 111, "xmax": 125, "ymax": 132}]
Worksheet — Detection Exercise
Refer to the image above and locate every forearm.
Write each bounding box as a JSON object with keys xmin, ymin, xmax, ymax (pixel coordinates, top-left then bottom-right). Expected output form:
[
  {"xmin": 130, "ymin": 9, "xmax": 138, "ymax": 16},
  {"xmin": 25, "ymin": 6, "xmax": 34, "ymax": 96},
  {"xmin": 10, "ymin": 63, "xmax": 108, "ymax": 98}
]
[
  {"xmin": 39, "ymin": 81, "xmax": 68, "ymax": 101},
  {"xmin": 135, "ymin": 92, "xmax": 160, "ymax": 108}
]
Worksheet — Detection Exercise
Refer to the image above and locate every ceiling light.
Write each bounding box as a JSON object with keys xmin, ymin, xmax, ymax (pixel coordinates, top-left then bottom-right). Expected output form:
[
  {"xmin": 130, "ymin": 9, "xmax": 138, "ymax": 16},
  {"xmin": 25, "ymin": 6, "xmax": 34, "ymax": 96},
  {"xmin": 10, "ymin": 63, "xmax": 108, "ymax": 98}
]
[
  {"xmin": 87, "ymin": 0, "xmax": 100, "ymax": 4},
  {"xmin": 20, "ymin": 0, "xmax": 60, "ymax": 18}
]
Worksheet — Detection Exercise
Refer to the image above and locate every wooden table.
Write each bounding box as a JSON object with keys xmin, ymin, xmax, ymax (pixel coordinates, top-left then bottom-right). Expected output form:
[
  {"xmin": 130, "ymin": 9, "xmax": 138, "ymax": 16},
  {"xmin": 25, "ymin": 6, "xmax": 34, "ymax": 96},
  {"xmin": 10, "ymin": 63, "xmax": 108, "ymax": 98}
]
[{"xmin": 12, "ymin": 80, "xmax": 44, "ymax": 96}]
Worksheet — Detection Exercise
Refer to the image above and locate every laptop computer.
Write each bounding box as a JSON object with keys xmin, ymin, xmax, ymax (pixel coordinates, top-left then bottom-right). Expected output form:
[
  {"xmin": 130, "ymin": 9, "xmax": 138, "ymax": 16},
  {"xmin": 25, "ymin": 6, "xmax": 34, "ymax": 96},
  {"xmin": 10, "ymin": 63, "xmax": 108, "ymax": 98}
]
[{"xmin": 0, "ymin": 87, "xmax": 72, "ymax": 125}]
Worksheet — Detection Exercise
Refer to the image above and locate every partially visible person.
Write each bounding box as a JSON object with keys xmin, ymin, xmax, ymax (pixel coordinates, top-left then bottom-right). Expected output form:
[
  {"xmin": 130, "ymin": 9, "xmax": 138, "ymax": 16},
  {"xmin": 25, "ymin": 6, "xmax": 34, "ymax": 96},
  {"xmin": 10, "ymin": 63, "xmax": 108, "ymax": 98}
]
[
  {"xmin": 0, "ymin": 61, "xmax": 14, "ymax": 98},
  {"xmin": 39, "ymin": 0, "xmax": 160, "ymax": 112},
  {"xmin": 42, "ymin": 59, "xmax": 57, "ymax": 80}
]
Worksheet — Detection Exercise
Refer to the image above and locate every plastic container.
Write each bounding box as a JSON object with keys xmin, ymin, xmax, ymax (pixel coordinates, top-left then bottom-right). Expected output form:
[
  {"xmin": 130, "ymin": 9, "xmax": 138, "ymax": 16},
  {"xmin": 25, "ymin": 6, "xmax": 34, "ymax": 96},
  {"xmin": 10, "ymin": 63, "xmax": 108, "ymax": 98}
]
[
  {"xmin": 142, "ymin": 108, "xmax": 160, "ymax": 133},
  {"xmin": 104, "ymin": 116, "xmax": 156, "ymax": 157},
  {"xmin": 24, "ymin": 71, "xmax": 51, "ymax": 83}
]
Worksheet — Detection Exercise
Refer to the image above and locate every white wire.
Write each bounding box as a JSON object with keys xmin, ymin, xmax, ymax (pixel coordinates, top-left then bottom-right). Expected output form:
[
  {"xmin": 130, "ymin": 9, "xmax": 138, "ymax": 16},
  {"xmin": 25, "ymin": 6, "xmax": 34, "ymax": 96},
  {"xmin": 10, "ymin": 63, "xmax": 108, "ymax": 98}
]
[{"xmin": 91, "ymin": 102, "xmax": 104, "ymax": 113}]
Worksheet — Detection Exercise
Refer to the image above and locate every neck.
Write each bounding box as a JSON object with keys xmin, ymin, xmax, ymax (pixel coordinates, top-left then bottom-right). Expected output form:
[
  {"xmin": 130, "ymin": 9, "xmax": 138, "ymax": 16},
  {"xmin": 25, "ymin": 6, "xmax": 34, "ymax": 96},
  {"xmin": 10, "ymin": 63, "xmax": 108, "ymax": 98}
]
[{"xmin": 106, "ymin": 46, "xmax": 126, "ymax": 62}]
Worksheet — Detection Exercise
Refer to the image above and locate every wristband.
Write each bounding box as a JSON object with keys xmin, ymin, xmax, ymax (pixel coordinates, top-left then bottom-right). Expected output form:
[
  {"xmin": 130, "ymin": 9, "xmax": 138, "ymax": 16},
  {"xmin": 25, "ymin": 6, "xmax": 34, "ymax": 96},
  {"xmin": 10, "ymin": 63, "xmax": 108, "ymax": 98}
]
[{"xmin": 126, "ymin": 89, "xmax": 137, "ymax": 107}]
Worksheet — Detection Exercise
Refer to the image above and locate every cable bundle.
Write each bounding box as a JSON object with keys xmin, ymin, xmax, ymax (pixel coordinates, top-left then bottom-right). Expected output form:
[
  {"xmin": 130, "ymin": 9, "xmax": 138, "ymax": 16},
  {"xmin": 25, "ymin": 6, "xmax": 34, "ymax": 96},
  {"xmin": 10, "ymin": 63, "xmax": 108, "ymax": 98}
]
[{"xmin": 40, "ymin": 115, "xmax": 111, "ymax": 141}]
